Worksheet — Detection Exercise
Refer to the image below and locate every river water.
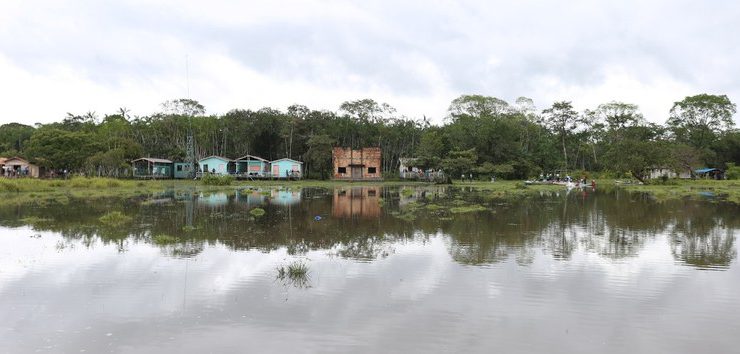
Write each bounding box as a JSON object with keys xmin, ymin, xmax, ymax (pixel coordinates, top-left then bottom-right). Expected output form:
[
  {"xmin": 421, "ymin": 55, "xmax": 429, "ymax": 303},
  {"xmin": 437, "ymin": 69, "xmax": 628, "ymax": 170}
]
[{"xmin": 1, "ymin": 186, "xmax": 738, "ymax": 353}]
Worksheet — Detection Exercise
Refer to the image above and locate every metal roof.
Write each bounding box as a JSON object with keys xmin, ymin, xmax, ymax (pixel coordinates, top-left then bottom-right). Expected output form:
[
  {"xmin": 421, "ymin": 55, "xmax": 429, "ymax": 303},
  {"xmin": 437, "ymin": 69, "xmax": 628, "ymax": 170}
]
[
  {"xmin": 235, "ymin": 154, "xmax": 269, "ymax": 162},
  {"xmin": 132, "ymin": 157, "xmax": 173, "ymax": 164},
  {"xmin": 695, "ymin": 168, "xmax": 720, "ymax": 174},
  {"xmin": 271, "ymin": 158, "xmax": 303, "ymax": 164}
]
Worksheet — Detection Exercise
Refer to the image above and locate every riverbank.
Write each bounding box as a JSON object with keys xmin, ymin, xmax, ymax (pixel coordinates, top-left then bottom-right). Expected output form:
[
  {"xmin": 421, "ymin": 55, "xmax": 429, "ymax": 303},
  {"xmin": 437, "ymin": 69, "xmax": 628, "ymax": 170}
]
[
  {"xmin": 600, "ymin": 179, "xmax": 740, "ymax": 204},
  {"xmin": 0, "ymin": 177, "xmax": 737, "ymax": 205}
]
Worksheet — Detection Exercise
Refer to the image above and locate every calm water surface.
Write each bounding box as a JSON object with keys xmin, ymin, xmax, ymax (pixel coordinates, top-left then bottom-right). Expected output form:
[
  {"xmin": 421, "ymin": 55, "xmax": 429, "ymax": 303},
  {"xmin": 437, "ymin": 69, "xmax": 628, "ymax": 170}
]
[{"xmin": 1, "ymin": 186, "xmax": 738, "ymax": 353}]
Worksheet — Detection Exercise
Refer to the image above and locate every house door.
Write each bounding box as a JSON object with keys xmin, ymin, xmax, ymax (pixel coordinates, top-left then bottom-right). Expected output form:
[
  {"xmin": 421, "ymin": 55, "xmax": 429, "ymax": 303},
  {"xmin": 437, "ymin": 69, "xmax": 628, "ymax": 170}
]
[
  {"xmin": 351, "ymin": 166, "xmax": 363, "ymax": 179},
  {"xmin": 272, "ymin": 165, "xmax": 279, "ymax": 177}
]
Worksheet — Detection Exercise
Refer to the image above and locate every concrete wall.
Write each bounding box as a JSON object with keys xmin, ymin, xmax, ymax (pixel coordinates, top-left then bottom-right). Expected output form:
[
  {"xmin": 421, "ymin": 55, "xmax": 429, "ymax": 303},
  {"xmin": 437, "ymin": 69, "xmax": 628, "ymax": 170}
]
[{"xmin": 332, "ymin": 147, "xmax": 382, "ymax": 180}]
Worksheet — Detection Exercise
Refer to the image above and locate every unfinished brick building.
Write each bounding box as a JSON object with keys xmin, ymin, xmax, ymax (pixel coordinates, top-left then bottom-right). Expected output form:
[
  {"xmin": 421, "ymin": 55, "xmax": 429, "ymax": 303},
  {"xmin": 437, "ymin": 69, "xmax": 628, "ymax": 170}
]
[{"xmin": 332, "ymin": 147, "xmax": 383, "ymax": 180}]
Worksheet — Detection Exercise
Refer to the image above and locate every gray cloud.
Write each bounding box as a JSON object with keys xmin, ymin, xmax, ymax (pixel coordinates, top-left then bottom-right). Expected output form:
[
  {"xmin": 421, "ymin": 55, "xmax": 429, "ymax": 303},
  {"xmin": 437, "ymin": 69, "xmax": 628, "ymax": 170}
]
[{"xmin": 0, "ymin": 0, "xmax": 738, "ymax": 124}]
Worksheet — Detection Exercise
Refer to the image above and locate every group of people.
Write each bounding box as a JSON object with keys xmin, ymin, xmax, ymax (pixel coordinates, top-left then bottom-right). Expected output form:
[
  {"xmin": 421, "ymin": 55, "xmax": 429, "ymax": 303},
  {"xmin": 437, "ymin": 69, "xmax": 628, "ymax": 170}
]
[
  {"xmin": 1, "ymin": 167, "xmax": 29, "ymax": 178},
  {"xmin": 539, "ymin": 173, "xmax": 596, "ymax": 187}
]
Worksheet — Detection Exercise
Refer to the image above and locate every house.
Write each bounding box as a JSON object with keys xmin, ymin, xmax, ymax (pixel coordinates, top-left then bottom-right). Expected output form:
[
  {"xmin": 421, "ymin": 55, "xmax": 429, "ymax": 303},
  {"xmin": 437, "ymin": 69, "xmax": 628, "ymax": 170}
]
[
  {"xmin": 174, "ymin": 162, "xmax": 195, "ymax": 179},
  {"xmin": 646, "ymin": 167, "xmax": 693, "ymax": 180},
  {"xmin": 198, "ymin": 156, "xmax": 235, "ymax": 175},
  {"xmin": 271, "ymin": 158, "xmax": 303, "ymax": 179},
  {"xmin": 647, "ymin": 167, "xmax": 677, "ymax": 180},
  {"xmin": 1, "ymin": 156, "xmax": 40, "ymax": 178},
  {"xmin": 332, "ymin": 147, "xmax": 382, "ymax": 180},
  {"xmin": 399, "ymin": 158, "xmax": 423, "ymax": 179},
  {"xmin": 132, "ymin": 158, "xmax": 173, "ymax": 179},
  {"xmin": 695, "ymin": 168, "xmax": 724, "ymax": 180},
  {"xmin": 235, "ymin": 155, "xmax": 270, "ymax": 177}
]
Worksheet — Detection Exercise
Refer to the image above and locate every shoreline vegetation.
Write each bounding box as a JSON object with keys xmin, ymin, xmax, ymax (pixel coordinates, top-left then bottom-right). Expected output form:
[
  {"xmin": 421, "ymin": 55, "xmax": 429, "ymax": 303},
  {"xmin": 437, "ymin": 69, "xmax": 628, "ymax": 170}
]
[{"xmin": 0, "ymin": 177, "xmax": 737, "ymax": 206}]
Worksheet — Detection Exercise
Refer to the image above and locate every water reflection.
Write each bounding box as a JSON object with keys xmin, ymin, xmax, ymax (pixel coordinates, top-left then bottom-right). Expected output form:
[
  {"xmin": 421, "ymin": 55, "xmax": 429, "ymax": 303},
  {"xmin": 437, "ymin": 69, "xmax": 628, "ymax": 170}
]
[
  {"xmin": 332, "ymin": 186, "xmax": 382, "ymax": 219},
  {"xmin": 1, "ymin": 186, "xmax": 739, "ymax": 353}
]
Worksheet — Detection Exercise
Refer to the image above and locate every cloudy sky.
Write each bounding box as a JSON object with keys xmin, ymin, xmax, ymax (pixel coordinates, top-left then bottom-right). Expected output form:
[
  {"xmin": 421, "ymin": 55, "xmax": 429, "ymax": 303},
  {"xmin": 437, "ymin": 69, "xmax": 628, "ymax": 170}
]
[{"xmin": 1, "ymin": 0, "xmax": 738, "ymax": 125}]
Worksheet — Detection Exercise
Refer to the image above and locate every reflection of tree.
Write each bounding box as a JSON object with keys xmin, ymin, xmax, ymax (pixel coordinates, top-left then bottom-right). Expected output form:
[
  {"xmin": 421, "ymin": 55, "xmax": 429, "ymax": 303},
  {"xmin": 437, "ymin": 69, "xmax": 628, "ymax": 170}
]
[
  {"xmin": 667, "ymin": 203, "xmax": 738, "ymax": 269},
  {"xmin": 1, "ymin": 186, "xmax": 737, "ymax": 269}
]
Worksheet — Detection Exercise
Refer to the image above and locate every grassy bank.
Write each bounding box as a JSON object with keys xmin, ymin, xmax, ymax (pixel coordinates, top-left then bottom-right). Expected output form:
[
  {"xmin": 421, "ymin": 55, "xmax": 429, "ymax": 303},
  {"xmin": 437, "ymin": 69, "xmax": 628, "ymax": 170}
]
[
  {"xmin": 0, "ymin": 177, "xmax": 737, "ymax": 206},
  {"xmin": 599, "ymin": 179, "xmax": 740, "ymax": 204}
]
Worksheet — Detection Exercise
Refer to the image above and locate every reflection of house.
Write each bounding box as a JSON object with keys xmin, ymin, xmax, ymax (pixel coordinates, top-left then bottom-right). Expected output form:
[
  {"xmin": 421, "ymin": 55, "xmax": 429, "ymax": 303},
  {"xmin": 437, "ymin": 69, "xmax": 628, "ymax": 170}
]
[
  {"xmin": 332, "ymin": 187, "xmax": 381, "ymax": 218},
  {"xmin": 236, "ymin": 189, "xmax": 267, "ymax": 207},
  {"xmin": 199, "ymin": 192, "xmax": 229, "ymax": 207},
  {"xmin": 235, "ymin": 155, "xmax": 270, "ymax": 177},
  {"xmin": 132, "ymin": 158, "xmax": 173, "ymax": 178},
  {"xmin": 1, "ymin": 156, "xmax": 40, "ymax": 177},
  {"xmin": 199, "ymin": 156, "xmax": 235, "ymax": 175},
  {"xmin": 271, "ymin": 158, "xmax": 303, "ymax": 179},
  {"xmin": 332, "ymin": 147, "xmax": 382, "ymax": 180},
  {"xmin": 270, "ymin": 189, "xmax": 302, "ymax": 206}
]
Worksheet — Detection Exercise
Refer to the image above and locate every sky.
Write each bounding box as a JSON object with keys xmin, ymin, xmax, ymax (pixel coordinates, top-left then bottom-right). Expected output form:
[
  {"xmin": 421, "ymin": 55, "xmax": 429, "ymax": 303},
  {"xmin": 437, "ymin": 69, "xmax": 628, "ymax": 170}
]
[{"xmin": 1, "ymin": 0, "xmax": 739, "ymax": 125}]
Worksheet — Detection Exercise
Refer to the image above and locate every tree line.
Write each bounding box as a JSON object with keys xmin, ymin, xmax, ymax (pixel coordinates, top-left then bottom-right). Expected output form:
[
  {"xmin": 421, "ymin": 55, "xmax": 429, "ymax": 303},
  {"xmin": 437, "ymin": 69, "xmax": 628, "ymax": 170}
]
[{"xmin": 0, "ymin": 94, "xmax": 737, "ymax": 181}]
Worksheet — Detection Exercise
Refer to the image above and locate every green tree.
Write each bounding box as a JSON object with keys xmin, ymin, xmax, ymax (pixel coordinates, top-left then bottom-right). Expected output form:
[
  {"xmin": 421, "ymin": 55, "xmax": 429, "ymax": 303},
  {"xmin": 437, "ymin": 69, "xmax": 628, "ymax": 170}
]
[
  {"xmin": 667, "ymin": 94, "xmax": 736, "ymax": 149},
  {"xmin": 542, "ymin": 101, "xmax": 582, "ymax": 170},
  {"xmin": 304, "ymin": 134, "xmax": 335, "ymax": 179}
]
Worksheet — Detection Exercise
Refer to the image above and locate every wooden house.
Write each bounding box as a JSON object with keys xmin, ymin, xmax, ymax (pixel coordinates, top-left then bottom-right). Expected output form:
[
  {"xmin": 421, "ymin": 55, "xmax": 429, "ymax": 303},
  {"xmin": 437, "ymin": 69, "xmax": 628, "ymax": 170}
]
[
  {"xmin": 271, "ymin": 158, "xmax": 303, "ymax": 179},
  {"xmin": 332, "ymin": 147, "xmax": 382, "ymax": 180},
  {"xmin": 198, "ymin": 156, "xmax": 235, "ymax": 175},
  {"xmin": 235, "ymin": 155, "xmax": 270, "ymax": 177},
  {"xmin": 1, "ymin": 157, "xmax": 40, "ymax": 178},
  {"xmin": 132, "ymin": 158, "xmax": 173, "ymax": 179},
  {"xmin": 174, "ymin": 162, "xmax": 195, "ymax": 179}
]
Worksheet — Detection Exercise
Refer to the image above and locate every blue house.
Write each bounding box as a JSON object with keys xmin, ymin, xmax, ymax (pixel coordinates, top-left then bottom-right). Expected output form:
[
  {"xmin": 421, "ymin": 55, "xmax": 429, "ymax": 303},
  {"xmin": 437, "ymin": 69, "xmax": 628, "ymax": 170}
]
[
  {"xmin": 235, "ymin": 155, "xmax": 270, "ymax": 177},
  {"xmin": 270, "ymin": 158, "xmax": 303, "ymax": 179},
  {"xmin": 198, "ymin": 156, "xmax": 235, "ymax": 175}
]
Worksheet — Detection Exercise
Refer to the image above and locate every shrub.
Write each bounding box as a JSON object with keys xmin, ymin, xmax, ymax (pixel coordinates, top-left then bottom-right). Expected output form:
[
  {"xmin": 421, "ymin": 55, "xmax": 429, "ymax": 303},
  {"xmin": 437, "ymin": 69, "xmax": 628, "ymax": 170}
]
[
  {"xmin": 249, "ymin": 207, "xmax": 266, "ymax": 217},
  {"xmin": 727, "ymin": 163, "xmax": 740, "ymax": 180},
  {"xmin": 201, "ymin": 174, "xmax": 234, "ymax": 186}
]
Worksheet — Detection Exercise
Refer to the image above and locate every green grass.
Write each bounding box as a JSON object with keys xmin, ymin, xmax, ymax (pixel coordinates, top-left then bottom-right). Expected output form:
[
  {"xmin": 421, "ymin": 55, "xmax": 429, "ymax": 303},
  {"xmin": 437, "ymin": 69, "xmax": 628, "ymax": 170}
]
[
  {"xmin": 276, "ymin": 260, "xmax": 311, "ymax": 288},
  {"xmin": 98, "ymin": 211, "xmax": 132, "ymax": 226},
  {"xmin": 152, "ymin": 234, "xmax": 179, "ymax": 245},
  {"xmin": 598, "ymin": 179, "xmax": 740, "ymax": 204},
  {"xmin": 249, "ymin": 207, "xmax": 266, "ymax": 217},
  {"xmin": 449, "ymin": 204, "xmax": 489, "ymax": 213}
]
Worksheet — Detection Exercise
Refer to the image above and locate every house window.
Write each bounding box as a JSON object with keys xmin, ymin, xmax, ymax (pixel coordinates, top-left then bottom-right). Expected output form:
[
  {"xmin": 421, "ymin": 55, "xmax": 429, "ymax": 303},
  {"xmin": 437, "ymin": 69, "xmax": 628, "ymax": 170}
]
[
  {"xmin": 338, "ymin": 167, "xmax": 347, "ymax": 174},
  {"xmin": 203, "ymin": 164, "xmax": 208, "ymax": 172},
  {"xmin": 177, "ymin": 165, "xmax": 183, "ymax": 172},
  {"xmin": 368, "ymin": 167, "xmax": 377, "ymax": 174}
]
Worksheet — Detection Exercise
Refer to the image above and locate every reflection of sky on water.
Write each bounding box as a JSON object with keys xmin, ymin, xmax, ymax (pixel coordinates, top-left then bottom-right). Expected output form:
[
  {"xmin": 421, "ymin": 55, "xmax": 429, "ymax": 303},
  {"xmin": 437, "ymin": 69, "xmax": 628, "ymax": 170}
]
[{"xmin": 2, "ymin": 221, "xmax": 739, "ymax": 353}]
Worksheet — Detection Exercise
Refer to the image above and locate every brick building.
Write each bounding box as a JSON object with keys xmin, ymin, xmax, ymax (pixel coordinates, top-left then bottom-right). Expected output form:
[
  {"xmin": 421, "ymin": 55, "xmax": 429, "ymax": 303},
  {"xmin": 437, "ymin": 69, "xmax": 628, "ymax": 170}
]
[{"xmin": 332, "ymin": 147, "xmax": 383, "ymax": 180}]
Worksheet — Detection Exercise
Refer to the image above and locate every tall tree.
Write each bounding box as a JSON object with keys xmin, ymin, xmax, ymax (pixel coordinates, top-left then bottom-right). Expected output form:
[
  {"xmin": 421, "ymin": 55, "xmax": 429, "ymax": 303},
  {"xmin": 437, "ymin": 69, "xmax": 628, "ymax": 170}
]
[
  {"xmin": 667, "ymin": 94, "xmax": 736, "ymax": 149},
  {"xmin": 542, "ymin": 101, "xmax": 582, "ymax": 170}
]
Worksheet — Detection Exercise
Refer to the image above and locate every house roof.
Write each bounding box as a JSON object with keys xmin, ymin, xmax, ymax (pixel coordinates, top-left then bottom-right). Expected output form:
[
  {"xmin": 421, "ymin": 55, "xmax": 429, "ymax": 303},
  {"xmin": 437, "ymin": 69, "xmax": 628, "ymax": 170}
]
[
  {"xmin": 199, "ymin": 155, "xmax": 232, "ymax": 162},
  {"xmin": 132, "ymin": 157, "xmax": 173, "ymax": 164},
  {"xmin": 235, "ymin": 154, "xmax": 269, "ymax": 162},
  {"xmin": 271, "ymin": 158, "xmax": 303, "ymax": 164},
  {"xmin": 695, "ymin": 168, "xmax": 721, "ymax": 174},
  {"xmin": 3, "ymin": 156, "xmax": 33, "ymax": 165}
]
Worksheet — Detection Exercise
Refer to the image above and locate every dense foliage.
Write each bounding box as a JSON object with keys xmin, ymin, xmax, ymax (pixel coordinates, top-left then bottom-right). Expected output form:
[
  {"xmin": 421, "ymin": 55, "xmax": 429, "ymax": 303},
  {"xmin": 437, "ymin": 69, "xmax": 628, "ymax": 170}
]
[{"xmin": 1, "ymin": 95, "xmax": 737, "ymax": 180}]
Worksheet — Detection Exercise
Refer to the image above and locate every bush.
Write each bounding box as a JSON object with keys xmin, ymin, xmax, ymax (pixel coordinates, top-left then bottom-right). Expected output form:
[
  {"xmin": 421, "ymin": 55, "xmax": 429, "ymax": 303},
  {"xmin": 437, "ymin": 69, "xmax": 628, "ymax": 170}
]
[
  {"xmin": 727, "ymin": 163, "xmax": 740, "ymax": 180},
  {"xmin": 201, "ymin": 174, "xmax": 234, "ymax": 186}
]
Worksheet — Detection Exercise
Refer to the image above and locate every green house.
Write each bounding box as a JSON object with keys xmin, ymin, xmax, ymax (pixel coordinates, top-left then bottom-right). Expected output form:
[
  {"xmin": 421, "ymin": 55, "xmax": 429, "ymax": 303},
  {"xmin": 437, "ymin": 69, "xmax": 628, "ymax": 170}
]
[
  {"xmin": 174, "ymin": 162, "xmax": 195, "ymax": 179},
  {"xmin": 132, "ymin": 158, "xmax": 173, "ymax": 179},
  {"xmin": 235, "ymin": 155, "xmax": 270, "ymax": 177}
]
